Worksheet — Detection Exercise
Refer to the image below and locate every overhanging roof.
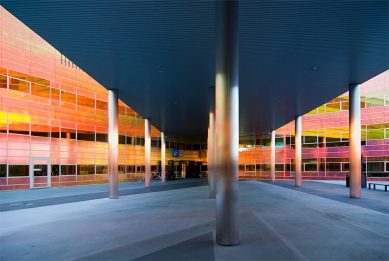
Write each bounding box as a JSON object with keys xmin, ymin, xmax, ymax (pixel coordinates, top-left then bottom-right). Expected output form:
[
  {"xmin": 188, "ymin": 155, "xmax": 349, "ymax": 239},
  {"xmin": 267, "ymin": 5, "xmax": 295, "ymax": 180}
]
[{"xmin": 1, "ymin": 0, "xmax": 388, "ymax": 140}]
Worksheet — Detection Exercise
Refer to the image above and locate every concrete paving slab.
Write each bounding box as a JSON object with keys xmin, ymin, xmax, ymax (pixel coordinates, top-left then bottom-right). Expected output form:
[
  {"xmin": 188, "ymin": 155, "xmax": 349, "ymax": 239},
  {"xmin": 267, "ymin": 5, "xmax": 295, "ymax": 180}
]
[{"xmin": 0, "ymin": 180, "xmax": 387, "ymax": 261}]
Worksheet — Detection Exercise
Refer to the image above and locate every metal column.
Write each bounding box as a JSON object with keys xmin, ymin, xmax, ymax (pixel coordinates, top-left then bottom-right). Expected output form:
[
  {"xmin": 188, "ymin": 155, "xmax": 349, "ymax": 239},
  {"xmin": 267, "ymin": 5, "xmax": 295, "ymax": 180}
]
[
  {"xmin": 270, "ymin": 130, "xmax": 275, "ymax": 182},
  {"xmin": 108, "ymin": 89, "xmax": 118, "ymax": 199},
  {"xmin": 215, "ymin": 0, "xmax": 239, "ymax": 246},
  {"xmin": 145, "ymin": 119, "xmax": 151, "ymax": 188},
  {"xmin": 161, "ymin": 132, "xmax": 166, "ymax": 182},
  {"xmin": 349, "ymin": 83, "xmax": 361, "ymax": 198},
  {"xmin": 209, "ymin": 86, "xmax": 216, "ymax": 198},
  {"xmin": 295, "ymin": 116, "xmax": 302, "ymax": 187}
]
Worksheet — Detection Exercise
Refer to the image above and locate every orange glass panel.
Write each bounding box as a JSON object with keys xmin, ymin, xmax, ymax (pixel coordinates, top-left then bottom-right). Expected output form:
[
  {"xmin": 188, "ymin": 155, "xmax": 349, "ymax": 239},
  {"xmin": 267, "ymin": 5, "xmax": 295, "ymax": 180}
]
[{"xmin": 9, "ymin": 77, "xmax": 29, "ymax": 93}]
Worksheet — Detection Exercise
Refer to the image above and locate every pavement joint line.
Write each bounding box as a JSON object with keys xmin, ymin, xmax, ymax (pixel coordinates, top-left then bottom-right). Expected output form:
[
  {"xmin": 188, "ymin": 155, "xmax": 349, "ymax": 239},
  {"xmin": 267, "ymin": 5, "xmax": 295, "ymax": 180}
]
[
  {"xmin": 300, "ymin": 203, "xmax": 389, "ymax": 239},
  {"xmin": 252, "ymin": 210, "xmax": 309, "ymax": 261},
  {"xmin": 76, "ymin": 219, "xmax": 216, "ymax": 261}
]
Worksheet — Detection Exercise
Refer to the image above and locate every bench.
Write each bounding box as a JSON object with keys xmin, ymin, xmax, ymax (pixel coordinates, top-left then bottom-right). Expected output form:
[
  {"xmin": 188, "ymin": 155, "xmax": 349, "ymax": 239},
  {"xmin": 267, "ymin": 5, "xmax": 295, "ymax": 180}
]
[{"xmin": 368, "ymin": 183, "xmax": 389, "ymax": 192}]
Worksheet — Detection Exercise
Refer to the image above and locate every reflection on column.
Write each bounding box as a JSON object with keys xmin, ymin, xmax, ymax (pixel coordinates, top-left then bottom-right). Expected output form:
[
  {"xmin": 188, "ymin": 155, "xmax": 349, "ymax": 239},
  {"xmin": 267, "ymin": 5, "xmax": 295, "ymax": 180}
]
[
  {"xmin": 145, "ymin": 118, "xmax": 151, "ymax": 188},
  {"xmin": 349, "ymin": 83, "xmax": 361, "ymax": 198},
  {"xmin": 295, "ymin": 116, "xmax": 302, "ymax": 187},
  {"xmin": 271, "ymin": 130, "xmax": 275, "ymax": 182},
  {"xmin": 215, "ymin": 0, "xmax": 239, "ymax": 246},
  {"xmin": 209, "ymin": 86, "xmax": 216, "ymax": 198},
  {"xmin": 108, "ymin": 89, "xmax": 118, "ymax": 199},
  {"xmin": 161, "ymin": 132, "xmax": 166, "ymax": 182}
]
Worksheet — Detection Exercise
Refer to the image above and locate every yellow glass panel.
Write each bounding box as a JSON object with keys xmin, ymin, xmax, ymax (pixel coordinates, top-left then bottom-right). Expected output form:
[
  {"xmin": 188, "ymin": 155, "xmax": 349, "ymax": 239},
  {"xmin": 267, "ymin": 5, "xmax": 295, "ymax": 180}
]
[
  {"xmin": 367, "ymin": 129, "xmax": 385, "ymax": 140},
  {"xmin": 325, "ymin": 103, "xmax": 340, "ymax": 113}
]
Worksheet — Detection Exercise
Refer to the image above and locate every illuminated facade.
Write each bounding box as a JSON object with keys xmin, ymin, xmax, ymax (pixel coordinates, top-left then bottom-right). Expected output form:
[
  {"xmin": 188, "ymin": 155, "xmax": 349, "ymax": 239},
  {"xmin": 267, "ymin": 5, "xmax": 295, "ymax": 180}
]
[
  {"xmin": 0, "ymin": 7, "xmax": 388, "ymax": 190},
  {"xmin": 239, "ymin": 71, "xmax": 389, "ymax": 180},
  {"xmin": 0, "ymin": 7, "xmax": 206, "ymax": 190}
]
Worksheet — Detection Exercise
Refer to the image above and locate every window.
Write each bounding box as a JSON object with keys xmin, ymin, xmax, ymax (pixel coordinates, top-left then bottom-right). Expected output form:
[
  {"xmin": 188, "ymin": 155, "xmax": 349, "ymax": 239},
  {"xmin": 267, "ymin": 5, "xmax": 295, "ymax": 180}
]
[
  {"xmin": 61, "ymin": 91, "xmax": 76, "ymax": 104},
  {"xmin": 8, "ymin": 165, "xmax": 29, "ymax": 177},
  {"xmin": 275, "ymin": 164, "xmax": 284, "ymax": 171},
  {"xmin": 51, "ymin": 165, "xmax": 60, "ymax": 176},
  {"xmin": 96, "ymin": 133, "xmax": 107, "ymax": 142},
  {"xmin": 0, "ymin": 75, "xmax": 7, "ymax": 89},
  {"xmin": 136, "ymin": 165, "xmax": 145, "ymax": 173},
  {"xmin": 0, "ymin": 164, "xmax": 6, "ymax": 177},
  {"xmin": 96, "ymin": 100, "xmax": 108, "ymax": 110},
  {"xmin": 245, "ymin": 165, "xmax": 255, "ymax": 171},
  {"xmin": 77, "ymin": 95, "xmax": 95, "ymax": 108},
  {"xmin": 126, "ymin": 165, "xmax": 135, "ymax": 173},
  {"xmin": 304, "ymin": 163, "xmax": 317, "ymax": 172},
  {"xmin": 31, "ymin": 84, "xmax": 50, "ymax": 98},
  {"xmin": 96, "ymin": 165, "xmax": 108, "ymax": 174},
  {"xmin": 61, "ymin": 128, "xmax": 76, "ymax": 139},
  {"xmin": 118, "ymin": 165, "xmax": 125, "ymax": 173},
  {"xmin": 61, "ymin": 165, "xmax": 76, "ymax": 175},
  {"xmin": 119, "ymin": 135, "xmax": 126, "ymax": 144},
  {"xmin": 326, "ymin": 163, "xmax": 341, "ymax": 172},
  {"xmin": 9, "ymin": 78, "xmax": 29, "ymax": 93},
  {"xmin": 367, "ymin": 162, "xmax": 384, "ymax": 172},
  {"xmin": 239, "ymin": 165, "xmax": 245, "ymax": 171},
  {"xmin": 77, "ymin": 165, "xmax": 95, "ymax": 175}
]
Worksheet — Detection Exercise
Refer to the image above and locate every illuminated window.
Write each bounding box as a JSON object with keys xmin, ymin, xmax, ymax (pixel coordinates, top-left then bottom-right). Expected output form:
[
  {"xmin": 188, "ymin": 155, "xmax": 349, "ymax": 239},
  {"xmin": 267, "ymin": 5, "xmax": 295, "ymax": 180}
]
[
  {"xmin": 61, "ymin": 91, "xmax": 76, "ymax": 104},
  {"xmin": 9, "ymin": 78, "xmax": 29, "ymax": 93},
  {"xmin": 0, "ymin": 75, "xmax": 7, "ymax": 89}
]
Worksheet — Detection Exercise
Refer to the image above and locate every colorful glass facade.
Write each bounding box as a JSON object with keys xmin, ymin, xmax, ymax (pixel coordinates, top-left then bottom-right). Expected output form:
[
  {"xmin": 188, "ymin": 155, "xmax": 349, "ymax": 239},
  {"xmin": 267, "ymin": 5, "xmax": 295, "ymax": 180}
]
[
  {"xmin": 0, "ymin": 7, "xmax": 206, "ymax": 190},
  {"xmin": 0, "ymin": 6, "xmax": 388, "ymax": 190},
  {"xmin": 239, "ymin": 71, "xmax": 389, "ymax": 180}
]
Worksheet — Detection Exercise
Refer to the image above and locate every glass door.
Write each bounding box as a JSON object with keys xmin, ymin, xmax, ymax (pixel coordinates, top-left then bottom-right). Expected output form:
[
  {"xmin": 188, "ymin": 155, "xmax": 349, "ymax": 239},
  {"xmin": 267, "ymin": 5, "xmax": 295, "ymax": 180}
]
[{"xmin": 30, "ymin": 158, "xmax": 51, "ymax": 189}]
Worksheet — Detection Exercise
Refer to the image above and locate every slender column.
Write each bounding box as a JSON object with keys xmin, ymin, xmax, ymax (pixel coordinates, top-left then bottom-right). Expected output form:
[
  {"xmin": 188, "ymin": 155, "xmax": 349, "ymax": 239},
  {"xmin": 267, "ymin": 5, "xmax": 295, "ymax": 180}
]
[
  {"xmin": 270, "ymin": 130, "xmax": 275, "ymax": 181},
  {"xmin": 349, "ymin": 83, "xmax": 361, "ymax": 198},
  {"xmin": 209, "ymin": 86, "xmax": 216, "ymax": 198},
  {"xmin": 215, "ymin": 0, "xmax": 239, "ymax": 246},
  {"xmin": 108, "ymin": 89, "xmax": 118, "ymax": 199},
  {"xmin": 145, "ymin": 119, "xmax": 151, "ymax": 188},
  {"xmin": 161, "ymin": 132, "xmax": 166, "ymax": 182},
  {"xmin": 295, "ymin": 116, "xmax": 302, "ymax": 187}
]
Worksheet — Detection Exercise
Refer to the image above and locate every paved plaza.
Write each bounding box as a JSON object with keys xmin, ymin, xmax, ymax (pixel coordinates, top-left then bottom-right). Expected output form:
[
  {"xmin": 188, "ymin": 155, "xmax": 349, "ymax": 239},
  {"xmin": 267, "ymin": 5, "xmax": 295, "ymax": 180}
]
[{"xmin": 1, "ymin": 180, "xmax": 388, "ymax": 260}]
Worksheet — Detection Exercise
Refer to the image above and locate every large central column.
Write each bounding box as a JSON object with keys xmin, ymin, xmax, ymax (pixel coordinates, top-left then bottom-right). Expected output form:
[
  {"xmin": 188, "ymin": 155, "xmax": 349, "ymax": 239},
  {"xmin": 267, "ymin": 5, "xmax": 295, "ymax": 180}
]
[
  {"xmin": 108, "ymin": 89, "xmax": 118, "ymax": 199},
  {"xmin": 161, "ymin": 132, "xmax": 166, "ymax": 182},
  {"xmin": 145, "ymin": 119, "xmax": 151, "ymax": 188},
  {"xmin": 270, "ymin": 130, "xmax": 275, "ymax": 181},
  {"xmin": 209, "ymin": 86, "xmax": 216, "ymax": 198},
  {"xmin": 349, "ymin": 83, "xmax": 361, "ymax": 198},
  {"xmin": 295, "ymin": 116, "xmax": 302, "ymax": 187},
  {"xmin": 215, "ymin": 0, "xmax": 239, "ymax": 246}
]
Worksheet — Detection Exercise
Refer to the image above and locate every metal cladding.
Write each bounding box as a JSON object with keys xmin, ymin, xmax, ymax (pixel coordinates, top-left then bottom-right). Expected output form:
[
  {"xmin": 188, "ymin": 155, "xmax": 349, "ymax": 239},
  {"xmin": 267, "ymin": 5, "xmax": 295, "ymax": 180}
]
[
  {"xmin": 349, "ymin": 84, "xmax": 361, "ymax": 198},
  {"xmin": 145, "ymin": 119, "xmax": 151, "ymax": 188},
  {"xmin": 108, "ymin": 89, "xmax": 119, "ymax": 199},
  {"xmin": 295, "ymin": 116, "xmax": 302, "ymax": 187},
  {"xmin": 215, "ymin": 0, "xmax": 239, "ymax": 246}
]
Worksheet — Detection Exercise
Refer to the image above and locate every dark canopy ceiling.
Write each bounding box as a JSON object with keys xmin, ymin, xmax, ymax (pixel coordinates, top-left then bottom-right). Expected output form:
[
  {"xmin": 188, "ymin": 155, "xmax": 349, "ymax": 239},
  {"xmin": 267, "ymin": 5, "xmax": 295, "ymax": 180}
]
[{"xmin": 1, "ymin": 0, "xmax": 388, "ymax": 140}]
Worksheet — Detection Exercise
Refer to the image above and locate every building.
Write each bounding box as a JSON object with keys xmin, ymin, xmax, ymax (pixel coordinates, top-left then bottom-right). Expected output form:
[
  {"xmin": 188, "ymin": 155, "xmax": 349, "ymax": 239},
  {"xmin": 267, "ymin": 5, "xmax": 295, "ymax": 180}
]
[{"xmin": 0, "ymin": 5, "xmax": 388, "ymax": 191}]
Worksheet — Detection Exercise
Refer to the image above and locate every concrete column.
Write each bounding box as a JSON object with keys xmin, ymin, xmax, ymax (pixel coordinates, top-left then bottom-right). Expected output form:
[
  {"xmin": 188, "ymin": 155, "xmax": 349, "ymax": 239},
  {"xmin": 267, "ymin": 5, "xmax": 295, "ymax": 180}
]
[
  {"xmin": 215, "ymin": 0, "xmax": 239, "ymax": 246},
  {"xmin": 108, "ymin": 89, "xmax": 118, "ymax": 199},
  {"xmin": 295, "ymin": 116, "xmax": 302, "ymax": 187},
  {"xmin": 270, "ymin": 130, "xmax": 275, "ymax": 181},
  {"xmin": 349, "ymin": 83, "xmax": 361, "ymax": 198},
  {"xmin": 161, "ymin": 132, "xmax": 166, "ymax": 182},
  {"xmin": 145, "ymin": 118, "xmax": 151, "ymax": 188},
  {"xmin": 209, "ymin": 86, "xmax": 216, "ymax": 198}
]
